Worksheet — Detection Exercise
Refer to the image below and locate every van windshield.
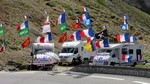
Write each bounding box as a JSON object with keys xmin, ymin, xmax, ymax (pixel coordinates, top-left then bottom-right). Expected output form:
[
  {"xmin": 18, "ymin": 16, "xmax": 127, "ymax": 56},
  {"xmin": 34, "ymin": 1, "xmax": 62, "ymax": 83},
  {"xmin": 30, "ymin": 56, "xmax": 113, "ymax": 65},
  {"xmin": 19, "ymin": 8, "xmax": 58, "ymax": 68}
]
[
  {"xmin": 35, "ymin": 49, "xmax": 52, "ymax": 54},
  {"xmin": 61, "ymin": 48, "xmax": 74, "ymax": 53},
  {"xmin": 98, "ymin": 49, "xmax": 112, "ymax": 53}
]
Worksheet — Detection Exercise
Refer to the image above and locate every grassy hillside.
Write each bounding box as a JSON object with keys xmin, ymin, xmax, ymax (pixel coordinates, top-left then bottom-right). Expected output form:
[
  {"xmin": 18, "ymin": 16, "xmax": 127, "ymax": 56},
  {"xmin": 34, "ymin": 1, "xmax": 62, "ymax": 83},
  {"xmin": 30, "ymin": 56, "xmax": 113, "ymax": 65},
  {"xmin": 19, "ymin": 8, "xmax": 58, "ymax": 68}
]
[{"xmin": 0, "ymin": 0, "xmax": 150, "ymax": 65}]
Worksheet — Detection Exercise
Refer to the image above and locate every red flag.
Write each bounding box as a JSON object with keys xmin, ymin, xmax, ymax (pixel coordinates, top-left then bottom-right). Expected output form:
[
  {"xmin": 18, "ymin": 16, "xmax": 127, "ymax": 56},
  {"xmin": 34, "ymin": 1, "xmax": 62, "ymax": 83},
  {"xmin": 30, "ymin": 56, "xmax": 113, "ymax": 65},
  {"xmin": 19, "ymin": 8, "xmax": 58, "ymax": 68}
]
[
  {"xmin": 72, "ymin": 23, "xmax": 80, "ymax": 29},
  {"xmin": 0, "ymin": 42, "xmax": 5, "ymax": 53},
  {"xmin": 58, "ymin": 32, "xmax": 67, "ymax": 43},
  {"xmin": 21, "ymin": 37, "xmax": 30, "ymax": 48}
]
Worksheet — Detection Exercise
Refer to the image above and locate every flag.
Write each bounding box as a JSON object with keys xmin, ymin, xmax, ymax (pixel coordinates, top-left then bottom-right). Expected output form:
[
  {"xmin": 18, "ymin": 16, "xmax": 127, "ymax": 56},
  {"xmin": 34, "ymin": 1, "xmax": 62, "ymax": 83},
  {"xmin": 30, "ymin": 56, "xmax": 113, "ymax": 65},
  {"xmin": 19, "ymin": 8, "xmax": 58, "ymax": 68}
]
[
  {"xmin": 83, "ymin": 19, "xmax": 91, "ymax": 26},
  {"xmin": 116, "ymin": 33, "xmax": 129, "ymax": 43},
  {"xmin": 123, "ymin": 16, "xmax": 128, "ymax": 20},
  {"xmin": 84, "ymin": 42, "xmax": 92, "ymax": 52},
  {"xmin": 42, "ymin": 24, "xmax": 51, "ymax": 33},
  {"xmin": 137, "ymin": 55, "xmax": 143, "ymax": 61},
  {"xmin": 59, "ymin": 23, "xmax": 67, "ymax": 32},
  {"xmin": 129, "ymin": 36, "xmax": 136, "ymax": 42},
  {"xmin": 102, "ymin": 25, "xmax": 107, "ymax": 29},
  {"xmin": 17, "ymin": 21, "xmax": 28, "ymax": 31},
  {"xmin": 56, "ymin": 12, "xmax": 66, "ymax": 25},
  {"xmin": 120, "ymin": 24, "xmax": 128, "ymax": 30},
  {"xmin": 72, "ymin": 23, "xmax": 80, "ymax": 29},
  {"xmin": 95, "ymin": 38, "xmax": 109, "ymax": 48},
  {"xmin": 80, "ymin": 28, "xmax": 95, "ymax": 38},
  {"xmin": 18, "ymin": 28, "xmax": 29, "ymax": 37},
  {"xmin": 24, "ymin": 15, "xmax": 28, "ymax": 20},
  {"xmin": 75, "ymin": 19, "xmax": 80, "ymax": 23},
  {"xmin": 95, "ymin": 29, "xmax": 108, "ymax": 39},
  {"xmin": 0, "ymin": 23, "xmax": 4, "ymax": 36},
  {"xmin": 122, "ymin": 54, "xmax": 132, "ymax": 62},
  {"xmin": 0, "ymin": 42, "xmax": 5, "ymax": 53},
  {"xmin": 21, "ymin": 37, "xmax": 30, "ymax": 48},
  {"xmin": 58, "ymin": 32, "xmax": 67, "ymax": 43},
  {"xmin": 91, "ymin": 39, "xmax": 96, "ymax": 51},
  {"xmin": 82, "ymin": 7, "xmax": 88, "ymax": 12},
  {"xmin": 44, "ymin": 16, "xmax": 50, "ymax": 24},
  {"xmin": 70, "ymin": 30, "xmax": 81, "ymax": 41},
  {"xmin": 36, "ymin": 33, "xmax": 52, "ymax": 43},
  {"xmin": 79, "ymin": 13, "xmax": 90, "ymax": 23}
]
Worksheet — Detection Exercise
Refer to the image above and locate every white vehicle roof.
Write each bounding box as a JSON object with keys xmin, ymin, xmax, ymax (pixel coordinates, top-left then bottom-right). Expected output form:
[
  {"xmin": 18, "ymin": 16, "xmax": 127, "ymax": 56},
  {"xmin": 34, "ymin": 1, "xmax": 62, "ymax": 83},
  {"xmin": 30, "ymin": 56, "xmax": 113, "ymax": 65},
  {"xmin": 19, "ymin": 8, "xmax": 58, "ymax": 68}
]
[
  {"xmin": 33, "ymin": 43, "xmax": 54, "ymax": 49},
  {"xmin": 100, "ymin": 43, "xmax": 138, "ymax": 49},
  {"xmin": 62, "ymin": 41, "xmax": 81, "ymax": 47}
]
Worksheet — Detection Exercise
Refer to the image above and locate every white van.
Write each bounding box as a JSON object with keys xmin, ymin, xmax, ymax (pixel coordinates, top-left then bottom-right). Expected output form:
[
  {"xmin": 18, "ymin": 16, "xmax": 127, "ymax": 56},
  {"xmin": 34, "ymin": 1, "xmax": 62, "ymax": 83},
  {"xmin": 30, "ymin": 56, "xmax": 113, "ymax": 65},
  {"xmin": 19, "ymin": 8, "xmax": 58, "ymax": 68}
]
[
  {"xmin": 93, "ymin": 43, "xmax": 144, "ymax": 66},
  {"xmin": 59, "ymin": 41, "xmax": 97, "ymax": 64},
  {"xmin": 31, "ymin": 43, "xmax": 59, "ymax": 67}
]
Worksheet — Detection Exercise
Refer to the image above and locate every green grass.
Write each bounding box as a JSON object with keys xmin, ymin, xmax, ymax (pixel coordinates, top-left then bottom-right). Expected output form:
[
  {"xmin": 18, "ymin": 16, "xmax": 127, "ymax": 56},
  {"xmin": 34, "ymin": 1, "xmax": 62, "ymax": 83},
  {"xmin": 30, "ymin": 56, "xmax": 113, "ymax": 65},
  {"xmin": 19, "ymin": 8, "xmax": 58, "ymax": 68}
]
[
  {"xmin": 136, "ymin": 64, "xmax": 150, "ymax": 69},
  {"xmin": 144, "ymin": 52, "xmax": 150, "ymax": 62}
]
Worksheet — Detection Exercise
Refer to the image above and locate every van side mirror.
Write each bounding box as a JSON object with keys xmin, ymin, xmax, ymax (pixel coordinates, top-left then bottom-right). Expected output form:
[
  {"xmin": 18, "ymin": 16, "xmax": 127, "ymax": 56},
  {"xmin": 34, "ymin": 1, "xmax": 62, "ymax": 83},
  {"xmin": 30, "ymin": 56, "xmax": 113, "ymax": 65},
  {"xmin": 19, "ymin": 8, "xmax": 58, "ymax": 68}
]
[{"xmin": 31, "ymin": 52, "xmax": 33, "ymax": 56}]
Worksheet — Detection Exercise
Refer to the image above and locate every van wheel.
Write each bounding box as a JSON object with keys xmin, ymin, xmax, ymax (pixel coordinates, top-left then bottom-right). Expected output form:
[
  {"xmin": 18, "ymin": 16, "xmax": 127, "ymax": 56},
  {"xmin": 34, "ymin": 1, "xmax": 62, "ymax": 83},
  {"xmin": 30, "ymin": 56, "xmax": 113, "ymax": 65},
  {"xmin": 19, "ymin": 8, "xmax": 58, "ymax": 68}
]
[
  {"xmin": 72, "ymin": 58, "xmax": 76, "ymax": 65},
  {"xmin": 132, "ymin": 62, "xmax": 137, "ymax": 67},
  {"xmin": 110, "ymin": 62, "xmax": 115, "ymax": 66}
]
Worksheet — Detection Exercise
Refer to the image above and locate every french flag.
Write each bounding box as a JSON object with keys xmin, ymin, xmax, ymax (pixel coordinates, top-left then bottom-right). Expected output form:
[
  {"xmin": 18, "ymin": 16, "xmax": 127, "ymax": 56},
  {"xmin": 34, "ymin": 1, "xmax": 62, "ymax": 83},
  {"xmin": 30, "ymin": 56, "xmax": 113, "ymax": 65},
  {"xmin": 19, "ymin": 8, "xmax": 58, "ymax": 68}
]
[
  {"xmin": 56, "ymin": 12, "xmax": 66, "ymax": 25},
  {"xmin": 36, "ymin": 33, "xmax": 52, "ymax": 43},
  {"xmin": 123, "ymin": 16, "xmax": 128, "ymax": 20},
  {"xmin": 17, "ymin": 21, "xmax": 28, "ymax": 31},
  {"xmin": 129, "ymin": 36, "xmax": 136, "ymax": 42},
  {"xmin": 80, "ymin": 28, "xmax": 94, "ymax": 38},
  {"xmin": 122, "ymin": 54, "xmax": 132, "ymax": 62},
  {"xmin": 137, "ymin": 55, "xmax": 143, "ymax": 61},
  {"xmin": 95, "ymin": 38, "xmax": 109, "ymax": 48},
  {"xmin": 82, "ymin": 7, "xmax": 88, "ymax": 12},
  {"xmin": 120, "ymin": 24, "xmax": 128, "ymax": 30},
  {"xmin": 70, "ymin": 30, "xmax": 81, "ymax": 41},
  {"xmin": 116, "ymin": 33, "xmax": 129, "ymax": 43}
]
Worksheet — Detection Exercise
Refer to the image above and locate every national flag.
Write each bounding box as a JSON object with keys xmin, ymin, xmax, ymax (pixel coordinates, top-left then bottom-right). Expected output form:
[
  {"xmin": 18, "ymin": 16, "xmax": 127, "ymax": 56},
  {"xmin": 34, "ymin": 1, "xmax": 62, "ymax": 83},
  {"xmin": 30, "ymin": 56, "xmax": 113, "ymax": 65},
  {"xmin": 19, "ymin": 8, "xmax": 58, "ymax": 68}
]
[
  {"xmin": 95, "ymin": 29, "xmax": 108, "ymax": 39},
  {"xmin": 21, "ymin": 37, "xmax": 30, "ymax": 48},
  {"xmin": 17, "ymin": 21, "xmax": 28, "ymax": 31},
  {"xmin": 58, "ymin": 32, "xmax": 67, "ymax": 43},
  {"xmin": 56, "ymin": 12, "xmax": 66, "ymax": 25},
  {"xmin": 75, "ymin": 19, "xmax": 80, "ymax": 23},
  {"xmin": 91, "ymin": 39, "xmax": 96, "ymax": 51},
  {"xmin": 18, "ymin": 28, "xmax": 29, "ymax": 37},
  {"xmin": 59, "ymin": 23, "xmax": 67, "ymax": 32},
  {"xmin": 95, "ymin": 38, "xmax": 109, "ymax": 48},
  {"xmin": 102, "ymin": 25, "xmax": 107, "ymax": 29},
  {"xmin": 120, "ymin": 24, "xmax": 128, "ymax": 30},
  {"xmin": 0, "ymin": 23, "xmax": 4, "ymax": 36},
  {"xmin": 129, "ymin": 36, "xmax": 136, "ymax": 42},
  {"xmin": 24, "ymin": 15, "xmax": 28, "ymax": 20},
  {"xmin": 70, "ymin": 30, "xmax": 81, "ymax": 41},
  {"xmin": 83, "ymin": 19, "xmax": 91, "ymax": 26},
  {"xmin": 116, "ymin": 33, "xmax": 129, "ymax": 43},
  {"xmin": 122, "ymin": 16, "xmax": 128, "ymax": 20},
  {"xmin": 82, "ymin": 7, "xmax": 88, "ymax": 12},
  {"xmin": 79, "ymin": 13, "xmax": 90, "ymax": 23},
  {"xmin": 84, "ymin": 42, "xmax": 92, "ymax": 52},
  {"xmin": 36, "ymin": 33, "xmax": 52, "ymax": 43},
  {"xmin": 44, "ymin": 16, "xmax": 50, "ymax": 24},
  {"xmin": 42, "ymin": 24, "xmax": 51, "ymax": 33},
  {"xmin": 122, "ymin": 54, "xmax": 132, "ymax": 62},
  {"xmin": 80, "ymin": 28, "xmax": 94, "ymax": 38},
  {"xmin": 137, "ymin": 55, "xmax": 143, "ymax": 61},
  {"xmin": 87, "ymin": 37, "xmax": 95, "ymax": 43},
  {"xmin": 72, "ymin": 23, "xmax": 80, "ymax": 29},
  {"xmin": 0, "ymin": 42, "xmax": 6, "ymax": 53}
]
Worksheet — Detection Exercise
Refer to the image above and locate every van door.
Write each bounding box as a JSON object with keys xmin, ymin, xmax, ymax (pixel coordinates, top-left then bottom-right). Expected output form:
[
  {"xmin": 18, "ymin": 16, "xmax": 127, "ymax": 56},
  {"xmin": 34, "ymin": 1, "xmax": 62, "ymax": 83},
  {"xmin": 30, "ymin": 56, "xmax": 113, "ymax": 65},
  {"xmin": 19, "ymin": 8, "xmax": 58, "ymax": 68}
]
[
  {"xmin": 74, "ymin": 48, "xmax": 79, "ymax": 58},
  {"xmin": 136, "ymin": 49, "xmax": 142, "ymax": 61}
]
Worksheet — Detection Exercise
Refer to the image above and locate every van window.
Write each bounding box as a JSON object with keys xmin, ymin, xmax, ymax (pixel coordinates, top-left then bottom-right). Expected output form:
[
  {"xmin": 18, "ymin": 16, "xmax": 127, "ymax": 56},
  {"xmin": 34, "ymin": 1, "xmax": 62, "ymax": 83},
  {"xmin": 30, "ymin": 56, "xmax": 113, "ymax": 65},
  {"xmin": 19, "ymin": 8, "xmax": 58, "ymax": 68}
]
[
  {"xmin": 74, "ymin": 48, "xmax": 78, "ymax": 54},
  {"xmin": 122, "ymin": 48, "xmax": 127, "ymax": 54},
  {"xmin": 81, "ymin": 47, "xmax": 83, "ymax": 51},
  {"xmin": 129, "ymin": 49, "xmax": 133, "ymax": 54},
  {"xmin": 136, "ymin": 49, "xmax": 141, "ymax": 54}
]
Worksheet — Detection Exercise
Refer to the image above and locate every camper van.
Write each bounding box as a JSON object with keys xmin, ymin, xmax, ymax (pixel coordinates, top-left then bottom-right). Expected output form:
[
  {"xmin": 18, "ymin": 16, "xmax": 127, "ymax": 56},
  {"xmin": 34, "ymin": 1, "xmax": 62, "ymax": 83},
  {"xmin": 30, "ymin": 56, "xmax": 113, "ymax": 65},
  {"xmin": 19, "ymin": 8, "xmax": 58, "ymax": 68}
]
[
  {"xmin": 31, "ymin": 43, "xmax": 59, "ymax": 67},
  {"xmin": 59, "ymin": 41, "xmax": 97, "ymax": 64},
  {"xmin": 93, "ymin": 43, "xmax": 144, "ymax": 66}
]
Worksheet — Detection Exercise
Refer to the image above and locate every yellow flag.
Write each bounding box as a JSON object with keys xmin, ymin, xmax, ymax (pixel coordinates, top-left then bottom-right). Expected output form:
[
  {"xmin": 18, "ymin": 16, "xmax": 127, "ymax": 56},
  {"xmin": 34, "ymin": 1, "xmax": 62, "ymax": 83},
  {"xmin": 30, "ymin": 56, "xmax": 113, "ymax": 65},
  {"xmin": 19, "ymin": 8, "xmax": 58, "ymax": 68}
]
[{"xmin": 84, "ymin": 42, "xmax": 92, "ymax": 52}]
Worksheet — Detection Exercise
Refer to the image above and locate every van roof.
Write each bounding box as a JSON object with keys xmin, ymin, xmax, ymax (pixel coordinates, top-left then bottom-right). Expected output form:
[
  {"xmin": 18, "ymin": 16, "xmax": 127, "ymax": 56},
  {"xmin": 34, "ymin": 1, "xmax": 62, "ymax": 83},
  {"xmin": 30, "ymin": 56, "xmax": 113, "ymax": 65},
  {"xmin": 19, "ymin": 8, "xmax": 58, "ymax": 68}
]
[
  {"xmin": 62, "ymin": 41, "xmax": 81, "ymax": 47},
  {"xmin": 33, "ymin": 43, "xmax": 54, "ymax": 49}
]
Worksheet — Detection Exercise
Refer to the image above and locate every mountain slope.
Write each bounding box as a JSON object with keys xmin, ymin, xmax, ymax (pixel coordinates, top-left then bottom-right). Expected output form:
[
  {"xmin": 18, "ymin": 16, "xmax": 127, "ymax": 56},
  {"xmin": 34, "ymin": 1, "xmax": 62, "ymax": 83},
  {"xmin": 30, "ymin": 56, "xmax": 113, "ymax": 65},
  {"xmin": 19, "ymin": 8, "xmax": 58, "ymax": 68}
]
[{"xmin": 0, "ymin": 0, "xmax": 150, "ymax": 64}]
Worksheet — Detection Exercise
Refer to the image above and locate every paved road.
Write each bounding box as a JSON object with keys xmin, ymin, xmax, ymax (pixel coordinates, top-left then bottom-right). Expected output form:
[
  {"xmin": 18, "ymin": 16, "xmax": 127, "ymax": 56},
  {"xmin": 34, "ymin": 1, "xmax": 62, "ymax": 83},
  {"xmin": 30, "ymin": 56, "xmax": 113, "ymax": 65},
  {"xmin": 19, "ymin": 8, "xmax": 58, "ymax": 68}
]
[{"xmin": 0, "ymin": 70, "xmax": 149, "ymax": 84}]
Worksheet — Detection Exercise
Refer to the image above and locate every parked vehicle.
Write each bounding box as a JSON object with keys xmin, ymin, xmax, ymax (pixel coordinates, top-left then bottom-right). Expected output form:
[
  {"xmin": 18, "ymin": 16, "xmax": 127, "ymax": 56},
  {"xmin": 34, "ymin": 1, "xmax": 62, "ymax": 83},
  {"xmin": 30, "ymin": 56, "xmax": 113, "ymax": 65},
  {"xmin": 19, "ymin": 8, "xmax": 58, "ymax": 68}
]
[
  {"xmin": 59, "ymin": 41, "xmax": 97, "ymax": 65},
  {"xmin": 30, "ymin": 43, "xmax": 59, "ymax": 70},
  {"xmin": 93, "ymin": 43, "xmax": 144, "ymax": 66}
]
